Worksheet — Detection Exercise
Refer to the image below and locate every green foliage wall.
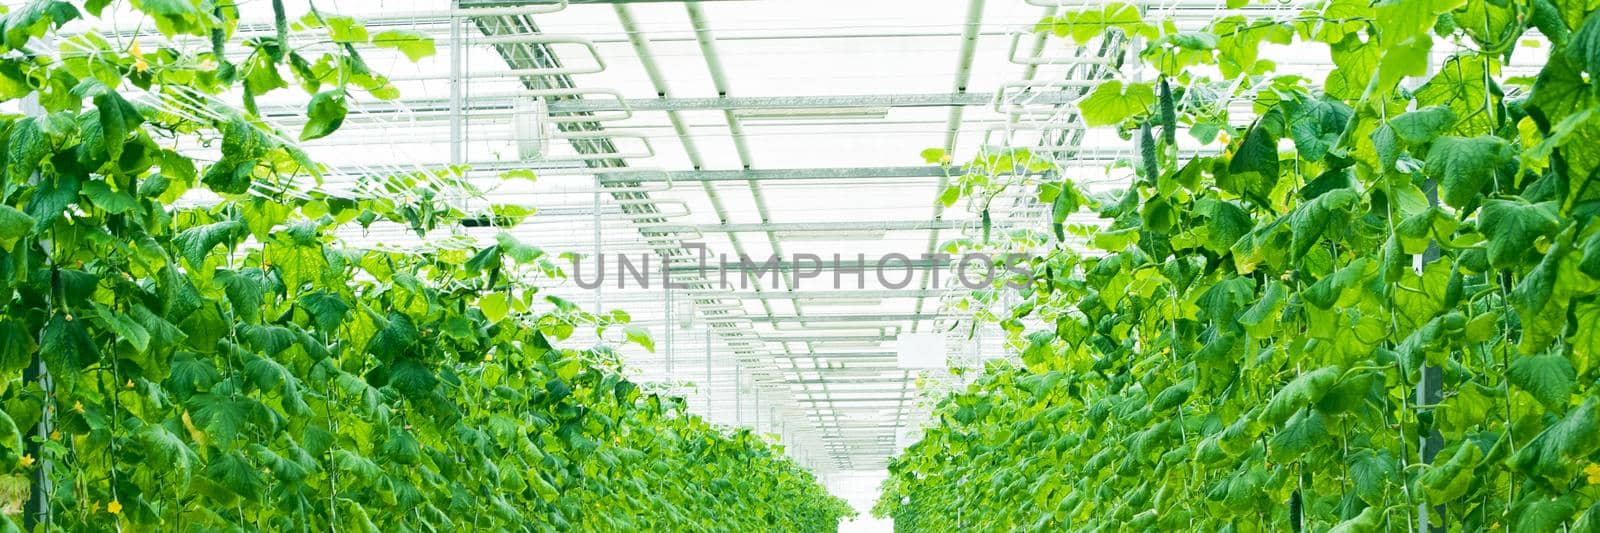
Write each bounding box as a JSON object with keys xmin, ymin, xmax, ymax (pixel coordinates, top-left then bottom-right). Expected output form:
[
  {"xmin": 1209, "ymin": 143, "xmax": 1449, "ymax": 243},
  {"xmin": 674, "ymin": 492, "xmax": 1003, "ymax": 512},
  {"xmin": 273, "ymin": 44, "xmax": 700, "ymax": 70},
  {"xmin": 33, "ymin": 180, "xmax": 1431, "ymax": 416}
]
[
  {"xmin": 0, "ymin": 2, "xmax": 851, "ymax": 531},
  {"xmin": 880, "ymin": 0, "xmax": 1600, "ymax": 531}
]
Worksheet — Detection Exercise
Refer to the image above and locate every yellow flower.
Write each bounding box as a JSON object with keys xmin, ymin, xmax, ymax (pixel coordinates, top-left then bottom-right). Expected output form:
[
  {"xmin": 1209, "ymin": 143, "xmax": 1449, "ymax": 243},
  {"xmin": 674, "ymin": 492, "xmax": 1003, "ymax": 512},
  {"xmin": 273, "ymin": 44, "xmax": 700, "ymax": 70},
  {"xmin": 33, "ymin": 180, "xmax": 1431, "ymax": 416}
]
[
  {"xmin": 134, "ymin": 57, "xmax": 149, "ymax": 73},
  {"xmin": 107, "ymin": 500, "xmax": 122, "ymax": 515},
  {"xmin": 48, "ymin": 430, "xmax": 59, "ymax": 441},
  {"xmin": 483, "ymin": 353, "xmax": 494, "ymax": 362},
  {"xmin": 18, "ymin": 454, "xmax": 34, "ymax": 468},
  {"xmin": 129, "ymin": 40, "xmax": 143, "ymax": 58},
  {"xmin": 73, "ymin": 401, "xmax": 84, "ymax": 414},
  {"xmin": 1585, "ymin": 463, "xmax": 1600, "ymax": 484}
]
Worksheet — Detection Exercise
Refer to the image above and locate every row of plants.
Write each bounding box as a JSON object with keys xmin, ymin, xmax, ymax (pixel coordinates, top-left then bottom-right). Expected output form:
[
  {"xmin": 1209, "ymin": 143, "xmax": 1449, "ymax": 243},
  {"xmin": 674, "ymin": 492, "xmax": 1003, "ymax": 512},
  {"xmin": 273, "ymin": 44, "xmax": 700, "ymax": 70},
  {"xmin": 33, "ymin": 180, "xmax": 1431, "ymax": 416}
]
[
  {"xmin": 879, "ymin": 0, "xmax": 1600, "ymax": 531},
  {"xmin": 0, "ymin": 2, "xmax": 851, "ymax": 531}
]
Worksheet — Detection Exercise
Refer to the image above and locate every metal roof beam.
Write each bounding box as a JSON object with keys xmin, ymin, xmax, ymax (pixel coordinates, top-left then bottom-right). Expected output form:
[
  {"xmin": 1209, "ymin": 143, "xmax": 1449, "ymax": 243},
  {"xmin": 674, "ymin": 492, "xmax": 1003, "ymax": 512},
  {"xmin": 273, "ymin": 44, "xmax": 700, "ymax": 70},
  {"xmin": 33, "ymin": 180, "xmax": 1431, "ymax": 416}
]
[
  {"xmin": 545, "ymin": 91, "xmax": 1072, "ymax": 113},
  {"xmin": 464, "ymin": 0, "xmax": 747, "ymax": 5},
  {"xmin": 728, "ymin": 289, "xmax": 950, "ymax": 299},
  {"xmin": 595, "ymin": 165, "xmax": 1046, "ymax": 183},
  {"xmin": 763, "ymin": 313, "xmax": 952, "ymax": 323},
  {"xmin": 667, "ymin": 257, "xmax": 950, "ymax": 273},
  {"xmin": 648, "ymin": 220, "xmax": 965, "ymax": 233},
  {"xmin": 775, "ymin": 352, "xmax": 898, "ymax": 359}
]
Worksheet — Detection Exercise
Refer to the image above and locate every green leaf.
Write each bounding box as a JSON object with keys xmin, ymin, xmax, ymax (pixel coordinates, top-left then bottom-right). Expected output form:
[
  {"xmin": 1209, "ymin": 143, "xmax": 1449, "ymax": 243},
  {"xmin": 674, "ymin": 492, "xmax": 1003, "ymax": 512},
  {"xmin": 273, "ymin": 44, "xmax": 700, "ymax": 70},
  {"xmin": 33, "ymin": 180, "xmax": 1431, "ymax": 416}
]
[
  {"xmin": 0, "ymin": 320, "xmax": 36, "ymax": 374},
  {"xmin": 137, "ymin": 424, "xmax": 197, "ymax": 479},
  {"xmin": 1478, "ymin": 199, "xmax": 1560, "ymax": 269},
  {"xmin": 6, "ymin": 117, "xmax": 49, "ymax": 186},
  {"xmin": 93, "ymin": 88, "xmax": 143, "ymax": 162},
  {"xmin": 215, "ymin": 268, "xmax": 269, "ymax": 323},
  {"xmin": 1389, "ymin": 105, "xmax": 1456, "ymax": 145},
  {"xmin": 1424, "ymin": 135, "xmax": 1512, "ymax": 208},
  {"xmin": 500, "ymin": 169, "xmax": 537, "ymax": 182},
  {"xmin": 1328, "ymin": 505, "xmax": 1382, "ymax": 533},
  {"xmin": 41, "ymin": 312, "xmax": 98, "ymax": 371},
  {"xmin": 1079, "ymin": 80, "xmax": 1156, "ymax": 127},
  {"xmin": 300, "ymin": 90, "xmax": 348, "ymax": 141},
  {"xmin": 93, "ymin": 303, "xmax": 151, "ymax": 352},
  {"xmin": 1200, "ymin": 198, "xmax": 1251, "ymax": 253},
  {"xmin": 1374, "ymin": 0, "xmax": 1465, "ymax": 44},
  {"xmin": 1042, "ymin": 3, "xmax": 1156, "ymax": 44},
  {"xmin": 201, "ymin": 450, "xmax": 265, "ymax": 501},
  {"xmin": 495, "ymin": 232, "xmax": 543, "ymax": 263},
  {"xmin": 129, "ymin": 0, "xmax": 207, "ymax": 37},
  {"xmin": 625, "ymin": 325, "xmax": 655, "ymax": 353},
  {"xmin": 299, "ymin": 291, "xmax": 350, "ymax": 332},
  {"xmin": 1513, "ymin": 494, "xmax": 1577, "ymax": 532},
  {"xmin": 0, "ymin": 205, "xmax": 34, "ymax": 252},
  {"xmin": 1512, "ymin": 397, "xmax": 1600, "ymax": 483},
  {"xmin": 1416, "ymin": 56, "xmax": 1497, "ymax": 136},
  {"xmin": 1260, "ymin": 366, "xmax": 1341, "ymax": 425},
  {"xmin": 173, "ymin": 220, "xmax": 245, "ymax": 268},
  {"xmin": 324, "ymin": 15, "xmax": 369, "ymax": 43},
  {"xmin": 1509, "ymin": 351, "xmax": 1576, "ymax": 410},
  {"xmin": 481, "ymin": 292, "xmax": 510, "ymax": 324},
  {"xmin": 1420, "ymin": 442, "xmax": 1482, "ymax": 504},
  {"xmin": 1564, "ymin": 9, "xmax": 1600, "ymax": 80},
  {"xmin": 81, "ymin": 181, "xmax": 139, "ymax": 214},
  {"xmin": 372, "ymin": 30, "xmax": 436, "ymax": 62},
  {"xmin": 1268, "ymin": 408, "xmax": 1327, "ymax": 461},
  {"xmin": 1223, "ymin": 120, "xmax": 1280, "ymax": 204},
  {"xmin": 1347, "ymin": 449, "xmax": 1398, "ymax": 503},
  {"xmin": 384, "ymin": 359, "xmax": 438, "ymax": 400},
  {"xmin": 1287, "ymin": 188, "xmax": 1359, "ymax": 260},
  {"xmin": 1375, "ymin": 36, "xmax": 1434, "ymax": 95}
]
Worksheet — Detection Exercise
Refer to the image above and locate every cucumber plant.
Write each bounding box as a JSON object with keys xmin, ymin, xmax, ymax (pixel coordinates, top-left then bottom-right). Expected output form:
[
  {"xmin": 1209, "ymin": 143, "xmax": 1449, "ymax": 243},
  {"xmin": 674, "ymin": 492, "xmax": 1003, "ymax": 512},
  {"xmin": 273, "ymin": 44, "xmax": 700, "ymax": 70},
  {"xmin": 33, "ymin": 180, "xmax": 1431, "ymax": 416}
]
[
  {"xmin": 0, "ymin": 2, "xmax": 851, "ymax": 531},
  {"xmin": 880, "ymin": 1, "xmax": 1600, "ymax": 531}
]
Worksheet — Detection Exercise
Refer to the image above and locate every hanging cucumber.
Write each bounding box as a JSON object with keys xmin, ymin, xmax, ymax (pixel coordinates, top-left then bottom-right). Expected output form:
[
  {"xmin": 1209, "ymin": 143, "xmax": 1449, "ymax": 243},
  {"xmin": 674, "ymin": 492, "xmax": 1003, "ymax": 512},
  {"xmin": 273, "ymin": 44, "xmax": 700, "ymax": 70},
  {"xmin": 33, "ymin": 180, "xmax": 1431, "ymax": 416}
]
[
  {"xmin": 1159, "ymin": 77, "xmax": 1176, "ymax": 149},
  {"xmin": 1139, "ymin": 122, "xmax": 1159, "ymax": 185},
  {"xmin": 272, "ymin": 0, "xmax": 289, "ymax": 63}
]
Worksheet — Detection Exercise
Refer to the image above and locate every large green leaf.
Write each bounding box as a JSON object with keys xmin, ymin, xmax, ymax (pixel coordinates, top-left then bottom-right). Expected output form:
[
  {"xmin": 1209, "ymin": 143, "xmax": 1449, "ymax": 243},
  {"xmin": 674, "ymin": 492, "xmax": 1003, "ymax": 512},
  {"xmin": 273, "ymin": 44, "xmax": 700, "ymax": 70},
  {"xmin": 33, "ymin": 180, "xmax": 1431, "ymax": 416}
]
[
  {"xmin": 372, "ymin": 30, "xmax": 436, "ymax": 62},
  {"xmin": 1079, "ymin": 80, "xmax": 1156, "ymax": 127},
  {"xmin": 0, "ymin": 205, "xmax": 34, "ymax": 252},
  {"xmin": 1389, "ymin": 106, "xmax": 1456, "ymax": 145},
  {"xmin": 1478, "ymin": 199, "xmax": 1560, "ymax": 269},
  {"xmin": 1425, "ymin": 135, "xmax": 1512, "ymax": 208},
  {"xmin": 173, "ymin": 220, "xmax": 246, "ymax": 268},
  {"xmin": 299, "ymin": 90, "xmax": 348, "ymax": 141},
  {"xmin": 1260, "ymin": 366, "xmax": 1341, "ymax": 425},
  {"xmin": 1512, "ymin": 397, "xmax": 1600, "ymax": 483},
  {"xmin": 1509, "ymin": 351, "xmax": 1576, "ymax": 410}
]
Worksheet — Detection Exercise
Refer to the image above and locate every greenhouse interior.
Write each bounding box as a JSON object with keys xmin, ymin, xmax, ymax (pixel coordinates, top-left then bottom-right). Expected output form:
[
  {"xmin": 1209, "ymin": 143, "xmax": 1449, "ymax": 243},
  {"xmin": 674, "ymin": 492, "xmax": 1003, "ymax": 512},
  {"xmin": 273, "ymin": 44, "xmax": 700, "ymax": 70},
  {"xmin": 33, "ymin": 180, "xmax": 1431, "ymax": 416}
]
[{"xmin": 0, "ymin": 0, "xmax": 1594, "ymax": 530}]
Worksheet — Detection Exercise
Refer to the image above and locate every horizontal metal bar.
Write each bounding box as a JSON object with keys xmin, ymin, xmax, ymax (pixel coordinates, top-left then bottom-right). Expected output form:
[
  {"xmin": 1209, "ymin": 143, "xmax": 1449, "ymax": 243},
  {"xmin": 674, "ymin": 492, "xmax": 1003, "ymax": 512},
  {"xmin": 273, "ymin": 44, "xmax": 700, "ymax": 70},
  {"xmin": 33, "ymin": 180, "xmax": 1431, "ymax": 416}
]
[
  {"xmin": 729, "ymin": 289, "xmax": 950, "ymax": 299},
  {"xmin": 776, "ymin": 352, "xmax": 898, "ymax": 359},
  {"xmin": 595, "ymin": 165, "xmax": 1046, "ymax": 183},
  {"xmin": 795, "ymin": 398, "xmax": 907, "ymax": 404},
  {"xmin": 545, "ymin": 92, "xmax": 1074, "ymax": 113},
  {"xmin": 647, "ymin": 220, "xmax": 965, "ymax": 233},
  {"xmin": 789, "ymin": 377, "xmax": 913, "ymax": 385},
  {"xmin": 767, "ymin": 313, "xmax": 948, "ymax": 323},
  {"xmin": 667, "ymin": 257, "xmax": 950, "ymax": 273},
  {"xmin": 762, "ymin": 335, "xmax": 896, "ymax": 342}
]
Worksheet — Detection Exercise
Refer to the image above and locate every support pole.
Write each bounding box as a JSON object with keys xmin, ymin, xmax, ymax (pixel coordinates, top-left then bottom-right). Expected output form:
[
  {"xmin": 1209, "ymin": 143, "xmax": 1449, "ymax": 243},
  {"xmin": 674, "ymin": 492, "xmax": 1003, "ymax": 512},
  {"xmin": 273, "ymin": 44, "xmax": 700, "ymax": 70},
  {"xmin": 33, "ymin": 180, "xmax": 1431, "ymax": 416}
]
[
  {"xmin": 593, "ymin": 177, "xmax": 603, "ymax": 315},
  {"xmin": 21, "ymin": 64, "xmax": 52, "ymax": 532},
  {"xmin": 704, "ymin": 327, "xmax": 712, "ymax": 414},
  {"xmin": 448, "ymin": 1, "xmax": 465, "ymax": 168},
  {"xmin": 1416, "ymin": 179, "xmax": 1445, "ymax": 532},
  {"xmin": 664, "ymin": 280, "xmax": 673, "ymax": 379}
]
